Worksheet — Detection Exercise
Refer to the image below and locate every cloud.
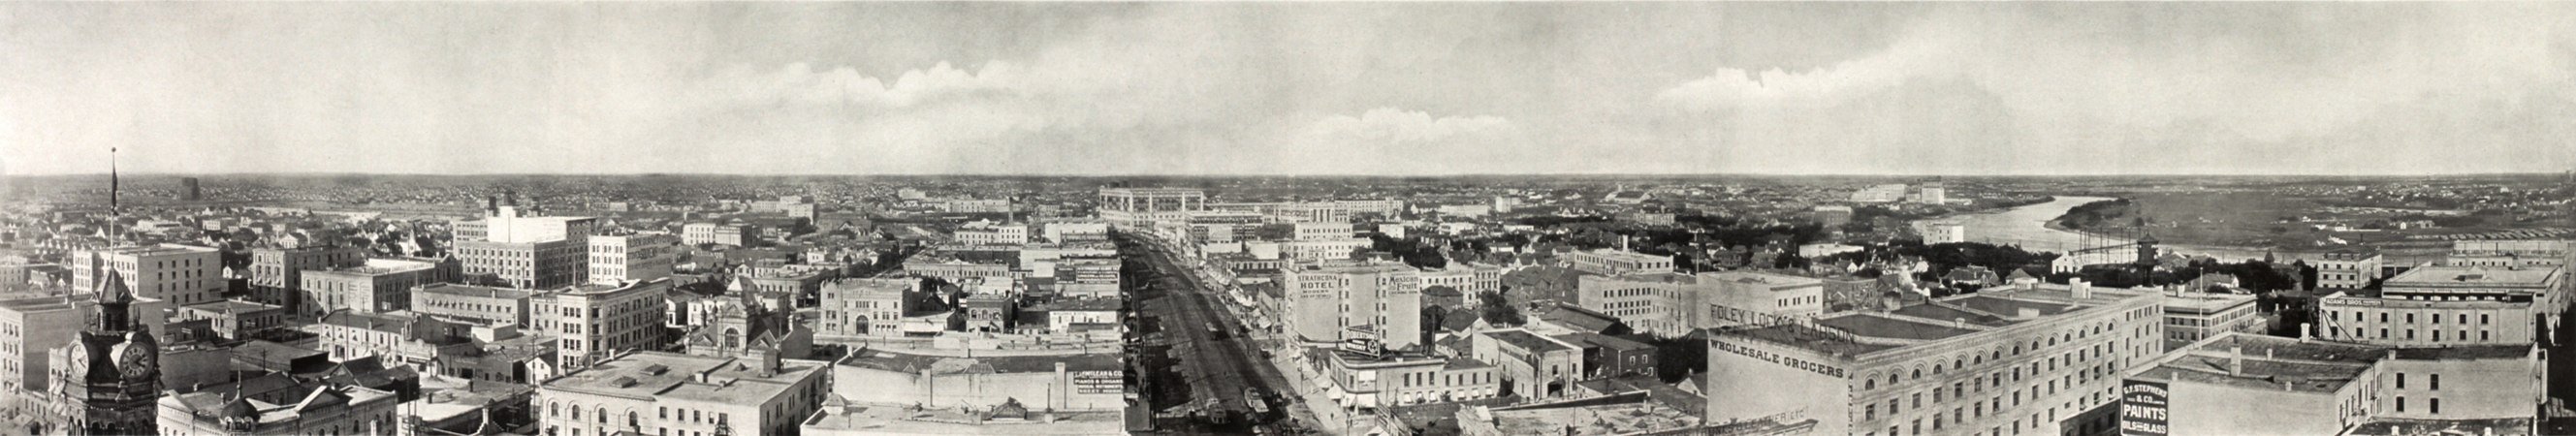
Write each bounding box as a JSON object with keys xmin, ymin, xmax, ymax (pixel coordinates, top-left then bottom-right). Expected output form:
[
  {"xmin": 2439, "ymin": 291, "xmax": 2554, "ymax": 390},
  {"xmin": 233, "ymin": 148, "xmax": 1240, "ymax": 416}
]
[
  {"xmin": 1, "ymin": 3, "xmax": 2569, "ymax": 176},
  {"xmin": 1654, "ymin": 2, "xmax": 2576, "ymax": 174},
  {"xmin": 697, "ymin": 62, "xmax": 1019, "ymax": 109},
  {"xmin": 1304, "ymin": 108, "xmax": 1515, "ymax": 144}
]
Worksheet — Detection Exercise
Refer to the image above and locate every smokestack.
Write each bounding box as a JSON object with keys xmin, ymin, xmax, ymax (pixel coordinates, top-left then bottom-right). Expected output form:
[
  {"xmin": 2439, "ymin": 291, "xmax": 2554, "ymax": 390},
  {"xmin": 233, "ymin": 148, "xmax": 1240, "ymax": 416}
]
[{"xmin": 2228, "ymin": 346, "xmax": 2242, "ymax": 376}]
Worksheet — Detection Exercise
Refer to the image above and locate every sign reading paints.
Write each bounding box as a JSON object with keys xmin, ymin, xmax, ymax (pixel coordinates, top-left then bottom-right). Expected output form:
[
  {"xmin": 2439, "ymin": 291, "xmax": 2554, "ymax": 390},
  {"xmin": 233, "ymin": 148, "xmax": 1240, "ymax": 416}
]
[{"xmin": 2120, "ymin": 379, "xmax": 2170, "ymax": 436}]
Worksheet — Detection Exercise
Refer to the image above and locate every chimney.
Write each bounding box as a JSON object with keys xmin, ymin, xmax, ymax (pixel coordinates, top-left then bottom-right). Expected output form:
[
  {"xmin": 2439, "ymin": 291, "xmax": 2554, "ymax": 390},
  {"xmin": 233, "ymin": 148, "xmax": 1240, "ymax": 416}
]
[
  {"xmin": 1954, "ymin": 318, "xmax": 1968, "ymax": 329},
  {"xmin": 2300, "ymin": 323, "xmax": 2313, "ymax": 342},
  {"xmin": 2228, "ymin": 346, "xmax": 2242, "ymax": 376},
  {"xmin": 2071, "ymin": 278, "xmax": 2092, "ymax": 300}
]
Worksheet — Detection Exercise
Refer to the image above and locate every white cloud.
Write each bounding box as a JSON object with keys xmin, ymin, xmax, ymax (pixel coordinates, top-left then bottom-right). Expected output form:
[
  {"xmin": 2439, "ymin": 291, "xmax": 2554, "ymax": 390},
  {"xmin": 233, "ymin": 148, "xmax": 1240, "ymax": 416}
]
[
  {"xmin": 1304, "ymin": 108, "xmax": 1515, "ymax": 144},
  {"xmin": 1655, "ymin": 3, "xmax": 2576, "ymax": 174}
]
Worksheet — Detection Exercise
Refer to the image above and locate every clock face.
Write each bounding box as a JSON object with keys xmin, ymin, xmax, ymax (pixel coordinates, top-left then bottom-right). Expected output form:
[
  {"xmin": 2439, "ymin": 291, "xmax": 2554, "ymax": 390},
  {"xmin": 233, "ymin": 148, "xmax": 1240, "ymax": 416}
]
[{"xmin": 117, "ymin": 345, "xmax": 155, "ymax": 376}]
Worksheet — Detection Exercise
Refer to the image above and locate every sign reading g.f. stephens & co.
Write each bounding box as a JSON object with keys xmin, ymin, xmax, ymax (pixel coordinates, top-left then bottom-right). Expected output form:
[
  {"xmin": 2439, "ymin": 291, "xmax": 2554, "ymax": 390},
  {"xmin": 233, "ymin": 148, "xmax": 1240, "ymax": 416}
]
[{"xmin": 2120, "ymin": 379, "xmax": 2170, "ymax": 436}]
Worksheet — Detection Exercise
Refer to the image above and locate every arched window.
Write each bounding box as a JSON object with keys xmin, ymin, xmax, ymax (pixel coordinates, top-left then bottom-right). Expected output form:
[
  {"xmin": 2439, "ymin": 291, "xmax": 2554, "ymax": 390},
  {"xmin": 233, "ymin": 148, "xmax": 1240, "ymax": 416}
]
[
  {"xmin": 551, "ymin": 401, "xmax": 559, "ymax": 417},
  {"xmin": 725, "ymin": 327, "xmax": 742, "ymax": 349},
  {"xmin": 597, "ymin": 407, "xmax": 608, "ymax": 423},
  {"xmin": 1866, "ymin": 378, "xmax": 1877, "ymax": 389},
  {"xmin": 628, "ymin": 412, "xmax": 639, "ymax": 427},
  {"xmin": 570, "ymin": 406, "xmax": 580, "ymax": 420},
  {"xmin": 1911, "ymin": 368, "xmax": 1922, "ymax": 380}
]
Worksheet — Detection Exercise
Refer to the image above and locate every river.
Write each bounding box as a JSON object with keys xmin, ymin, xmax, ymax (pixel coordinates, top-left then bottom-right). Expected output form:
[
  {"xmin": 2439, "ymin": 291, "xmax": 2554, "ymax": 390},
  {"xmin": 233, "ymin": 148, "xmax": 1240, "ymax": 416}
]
[{"xmin": 1921, "ymin": 196, "xmax": 2274, "ymax": 262}]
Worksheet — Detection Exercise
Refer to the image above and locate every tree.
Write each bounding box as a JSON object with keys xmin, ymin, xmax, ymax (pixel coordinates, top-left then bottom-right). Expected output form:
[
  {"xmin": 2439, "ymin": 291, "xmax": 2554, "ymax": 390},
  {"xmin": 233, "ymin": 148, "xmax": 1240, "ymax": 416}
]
[
  {"xmin": 1478, "ymin": 290, "xmax": 1524, "ymax": 326},
  {"xmin": 1420, "ymin": 305, "xmax": 1448, "ymax": 346}
]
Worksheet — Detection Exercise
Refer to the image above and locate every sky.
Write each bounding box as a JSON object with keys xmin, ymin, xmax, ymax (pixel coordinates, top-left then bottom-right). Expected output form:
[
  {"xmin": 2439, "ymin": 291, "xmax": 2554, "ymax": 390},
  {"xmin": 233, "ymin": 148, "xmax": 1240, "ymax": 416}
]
[{"xmin": 3, "ymin": 2, "xmax": 2573, "ymax": 176}]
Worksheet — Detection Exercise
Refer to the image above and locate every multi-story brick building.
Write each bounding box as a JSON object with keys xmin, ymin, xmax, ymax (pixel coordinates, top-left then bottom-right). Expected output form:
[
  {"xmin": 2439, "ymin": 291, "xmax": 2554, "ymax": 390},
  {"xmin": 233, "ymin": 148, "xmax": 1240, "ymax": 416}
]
[
  {"xmin": 2315, "ymin": 250, "xmax": 2385, "ymax": 290},
  {"xmin": 1703, "ymin": 281, "xmax": 2165, "ymax": 436},
  {"xmin": 1574, "ymin": 270, "xmax": 1824, "ymax": 336},
  {"xmin": 300, "ymin": 257, "xmax": 460, "ymax": 317},
  {"xmin": 2316, "ymin": 264, "xmax": 2563, "ymax": 347},
  {"xmin": 816, "ymin": 278, "xmax": 917, "ymax": 337},
  {"xmin": 74, "ymin": 244, "xmax": 224, "ymax": 305},
  {"xmin": 2119, "ymin": 333, "xmax": 2541, "ymax": 435},
  {"xmin": 1561, "ymin": 249, "xmax": 1674, "ymax": 276},
  {"xmin": 588, "ymin": 233, "xmax": 679, "ymax": 285},
  {"xmin": 530, "ymin": 279, "xmax": 671, "ymax": 370},
  {"xmin": 412, "ymin": 282, "xmax": 535, "ymax": 327},
  {"xmin": 1097, "ymin": 187, "xmax": 1205, "ymax": 229},
  {"xmin": 248, "ymin": 245, "xmax": 364, "ymax": 316},
  {"xmin": 535, "ymin": 351, "xmax": 830, "ymax": 436},
  {"xmin": 1284, "ymin": 260, "xmax": 1423, "ymax": 350}
]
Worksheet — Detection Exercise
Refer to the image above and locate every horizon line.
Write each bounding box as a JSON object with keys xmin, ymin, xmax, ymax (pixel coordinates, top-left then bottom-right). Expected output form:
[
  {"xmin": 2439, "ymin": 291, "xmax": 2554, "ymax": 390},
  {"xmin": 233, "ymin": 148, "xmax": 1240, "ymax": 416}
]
[{"xmin": 8, "ymin": 171, "xmax": 2574, "ymax": 178}]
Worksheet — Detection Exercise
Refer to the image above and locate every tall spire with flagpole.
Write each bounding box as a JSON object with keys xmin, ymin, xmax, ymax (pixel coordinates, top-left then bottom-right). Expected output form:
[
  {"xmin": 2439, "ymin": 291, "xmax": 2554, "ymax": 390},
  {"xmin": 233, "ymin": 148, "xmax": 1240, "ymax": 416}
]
[{"xmin": 109, "ymin": 146, "xmax": 119, "ymax": 211}]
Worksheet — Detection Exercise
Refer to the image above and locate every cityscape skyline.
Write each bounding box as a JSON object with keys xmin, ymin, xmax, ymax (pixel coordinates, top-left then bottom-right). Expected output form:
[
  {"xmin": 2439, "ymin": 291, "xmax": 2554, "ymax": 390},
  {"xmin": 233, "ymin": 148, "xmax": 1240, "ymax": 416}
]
[{"xmin": 7, "ymin": 2, "xmax": 2575, "ymax": 177}]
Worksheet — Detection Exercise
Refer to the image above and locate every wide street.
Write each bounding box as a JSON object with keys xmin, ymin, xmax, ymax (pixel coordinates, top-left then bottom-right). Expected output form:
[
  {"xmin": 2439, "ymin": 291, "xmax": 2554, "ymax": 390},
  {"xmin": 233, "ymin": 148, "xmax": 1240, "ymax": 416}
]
[{"xmin": 1121, "ymin": 233, "xmax": 1316, "ymax": 434}]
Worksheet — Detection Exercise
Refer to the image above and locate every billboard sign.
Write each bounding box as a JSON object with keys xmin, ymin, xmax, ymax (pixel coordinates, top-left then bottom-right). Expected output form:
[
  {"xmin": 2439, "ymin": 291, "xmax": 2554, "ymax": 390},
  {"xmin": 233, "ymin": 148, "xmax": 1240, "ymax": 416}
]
[
  {"xmin": 1073, "ymin": 370, "xmax": 1122, "ymax": 394},
  {"xmin": 2120, "ymin": 379, "xmax": 2170, "ymax": 436}
]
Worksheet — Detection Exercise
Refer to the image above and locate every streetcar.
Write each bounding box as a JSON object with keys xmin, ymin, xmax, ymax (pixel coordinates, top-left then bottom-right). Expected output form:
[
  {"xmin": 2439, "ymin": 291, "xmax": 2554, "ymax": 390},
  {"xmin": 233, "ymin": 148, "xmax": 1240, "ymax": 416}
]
[{"xmin": 1244, "ymin": 388, "xmax": 1271, "ymax": 419}]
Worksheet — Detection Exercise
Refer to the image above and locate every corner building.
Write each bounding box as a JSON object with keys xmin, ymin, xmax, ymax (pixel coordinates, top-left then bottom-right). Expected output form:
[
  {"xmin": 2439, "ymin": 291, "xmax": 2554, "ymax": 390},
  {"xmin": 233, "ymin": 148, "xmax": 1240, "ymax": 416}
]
[{"xmin": 1705, "ymin": 282, "xmax": 2164, "ymax": 436}]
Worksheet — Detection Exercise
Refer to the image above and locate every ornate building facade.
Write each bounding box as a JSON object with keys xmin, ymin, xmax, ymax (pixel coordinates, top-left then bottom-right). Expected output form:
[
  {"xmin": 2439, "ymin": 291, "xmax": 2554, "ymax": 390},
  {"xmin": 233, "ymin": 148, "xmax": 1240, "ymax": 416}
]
[{"xmin": 48, "ymin": 255, "xmax": 162, "ymax": 436}]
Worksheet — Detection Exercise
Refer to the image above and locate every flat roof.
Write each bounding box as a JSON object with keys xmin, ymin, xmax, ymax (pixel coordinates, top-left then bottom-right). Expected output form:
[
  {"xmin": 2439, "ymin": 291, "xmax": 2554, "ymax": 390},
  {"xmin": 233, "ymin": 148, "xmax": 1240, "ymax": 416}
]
[
  {"xmin": 1485, "ymin": 329, "xmax": 1574, "ymax": 353},
  {"xmin": 1889, "ymin": 304, "xmax": 2014, "ymax": 327},
  {"xmin": 2387, "ymin": 265, "xmax": 2560, "ymax": 287},
  {"xmin": 1036, "ymin": 297, "xmax": 1121, "ymax": 312},
  {"xmin": 1813, "ymin": 314, "xmax": 1981, "ymax": 341},
  {"xmin": 1708, "ymin": 270, "xmax": 1824, "ymax": 289},
  {"xmin": 2164, "ymin": 292, "xmax": 2258, "ymax": 313},
  {"xmin": 180, "ymin": 299, "xmax": 284, "ymax": 314},
  {"xmin": 1554, "ymin": 332, "xmax": 1655, "ymax": 352},
  {"xmin": 308, "ymin": 258, "xmax": 438, "ymax": 276},
  {"xmin": 0, "ymin": 295, "xmax": 85, "ymax": 312},
  {"xmin": 2135, "ymin": 333, "xmax": 2532, "ymax": 394},
  {"xmin": 839, "ymin": 349, "xmax": 1123, "ymax": 374},
  {"xmin": 2340, "ymin": 418, "xmax": 2533, "ymax": 436},
  {"xmin": 99, "ymin": 244, "xmax": 218, "ymax": 256},
  {"xmin": 544, "ymin": 351, "xmax": 827, "ymax": 404},
  {"xmin": 1570, "ymin": 250, "xmax": 1671, "ymax": 263},
  {"xmin": 801, "ymin": 405, "xmax": 1126, "ymax": 434},
  {"xmin": 1948, "ymin": 296, "xmax": 2079, "ymax": 318},
  {"xmin": 417, "ymin": 283, "xmax": 534, "ymax": 299}
]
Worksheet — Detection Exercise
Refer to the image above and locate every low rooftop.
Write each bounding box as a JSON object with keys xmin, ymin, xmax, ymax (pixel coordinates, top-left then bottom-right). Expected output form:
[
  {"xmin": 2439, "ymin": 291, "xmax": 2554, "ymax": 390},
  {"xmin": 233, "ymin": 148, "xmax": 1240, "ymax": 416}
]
[
  {"xmin": 2132, "ymin": 333, "xmax": 2531, "ymax": 394},
  {"xmin": 1484, "ymin": 329, "xmax": 1574, "ymax": 353},
  {"xmin": 2387, "ymin": 265, "xmax": 2560, "ymax": 288},
  {"xmin": 416, "ymin": 283, "xmax": 534, "ymax": 300},
  {"xmin": 839, "ymin": 349, "xmax": 1122, "ymax": 375},
  {"xmin": 543, "ymin": 351, "xmax": 827, "ymax": 404},
  {"xmin": 307, "ymin": 258, "xmax": 438, "ymax": 276}
]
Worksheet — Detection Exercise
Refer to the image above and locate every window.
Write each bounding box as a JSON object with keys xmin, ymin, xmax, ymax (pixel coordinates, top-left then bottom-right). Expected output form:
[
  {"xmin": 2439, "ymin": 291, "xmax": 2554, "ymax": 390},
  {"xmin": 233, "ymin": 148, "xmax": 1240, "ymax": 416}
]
[
  {"xmin": 2398, "ymin": 373, "xmax": 2406, "ymax": 389},
  {"xmin": 2431, "ymin": 374, "xmax": 2439, "ymax": 390},
  {"xmin": 2397, "ymin": 396, "xmax": 2405, "ymax": 413},
  {"xmin": 2431, "ymin": 398, "xmax": 2440, "ymax": 415}
]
